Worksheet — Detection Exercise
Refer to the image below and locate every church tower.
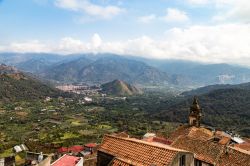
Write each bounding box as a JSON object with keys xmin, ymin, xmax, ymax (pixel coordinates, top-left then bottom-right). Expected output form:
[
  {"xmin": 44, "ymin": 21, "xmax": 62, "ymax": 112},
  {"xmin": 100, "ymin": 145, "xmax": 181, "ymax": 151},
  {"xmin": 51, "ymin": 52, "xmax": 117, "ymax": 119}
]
[{"xmin": 189, "ymin": 97, "xmax": 202, "ymax": 127}]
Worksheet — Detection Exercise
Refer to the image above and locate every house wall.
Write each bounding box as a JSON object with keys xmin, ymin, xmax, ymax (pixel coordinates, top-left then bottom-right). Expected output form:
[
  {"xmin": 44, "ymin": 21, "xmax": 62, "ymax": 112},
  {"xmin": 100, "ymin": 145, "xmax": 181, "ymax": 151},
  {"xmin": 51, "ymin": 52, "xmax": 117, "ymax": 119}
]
[
  {"xmin": 195, "ymin": 159, "xmax": 213, "ymax": 166},
  {"xmin": 201, "ymin": 162, "xmax": 212, "ymax": 166},
  {"xmin": 170, "ymin": 152, "xmax": 194, "ymax": 166},
  {"xmin": 96, "ymin": 151, "xmax": 114, "ymax": 166},
  {"xmin": 0, "ymin": 158, "xmax": 4, "ymax": 166},
  {"xmin": 76, "ymin": 157, "xmax": 84, "ymax": 166}
]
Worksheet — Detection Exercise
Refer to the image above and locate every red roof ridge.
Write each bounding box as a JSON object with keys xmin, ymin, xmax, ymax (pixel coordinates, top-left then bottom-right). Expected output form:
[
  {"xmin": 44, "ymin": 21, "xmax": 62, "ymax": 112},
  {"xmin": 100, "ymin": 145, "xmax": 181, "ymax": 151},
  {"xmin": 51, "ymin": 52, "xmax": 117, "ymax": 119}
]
[
  {"xmin": 103, "ymin": 134, "xmax": 188, "ymax": 153},
  {"xmin": 230, "ymin": 146, "xmax": 250, "ymax": 155}
]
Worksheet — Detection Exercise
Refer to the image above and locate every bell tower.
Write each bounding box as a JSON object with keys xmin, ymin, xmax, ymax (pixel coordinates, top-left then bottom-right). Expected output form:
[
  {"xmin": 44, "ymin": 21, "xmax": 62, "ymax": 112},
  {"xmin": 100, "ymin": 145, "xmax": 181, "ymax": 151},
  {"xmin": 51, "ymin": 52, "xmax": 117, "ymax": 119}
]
[{"xmin": 189, "ymin": 97, "xmax": 202, "ymax": 127}]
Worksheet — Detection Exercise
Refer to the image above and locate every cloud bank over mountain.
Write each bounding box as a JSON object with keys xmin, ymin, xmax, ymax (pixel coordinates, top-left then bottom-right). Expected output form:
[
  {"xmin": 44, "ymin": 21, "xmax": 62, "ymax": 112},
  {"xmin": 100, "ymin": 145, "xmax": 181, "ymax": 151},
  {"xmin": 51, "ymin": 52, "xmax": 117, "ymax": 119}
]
[
  {"xmin": 1, "ymin": 0, "xmax": 250, "ymax": 66},
  {"xmin": 1, "ymin": 23, "xmax": 250, "ymax": 66}
]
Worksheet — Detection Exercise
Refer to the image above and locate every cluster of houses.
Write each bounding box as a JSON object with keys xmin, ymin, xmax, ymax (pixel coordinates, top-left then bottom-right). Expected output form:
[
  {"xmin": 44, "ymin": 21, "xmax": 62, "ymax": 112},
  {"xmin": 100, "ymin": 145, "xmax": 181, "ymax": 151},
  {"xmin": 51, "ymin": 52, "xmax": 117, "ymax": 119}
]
[
  {"xmin": 96, "ymin": 98, "xmax": 250, "ymax": 166},
  {"xmin": 56, "ymin": 84, "xmax": 101, "ymax": 96},
  {"xmin": 1, "ymin": 98, "xmax": 250, "ymax": 166},
  {"xmin": 0, "ymin": 142, "xmax": 98, "ymax": 166}
]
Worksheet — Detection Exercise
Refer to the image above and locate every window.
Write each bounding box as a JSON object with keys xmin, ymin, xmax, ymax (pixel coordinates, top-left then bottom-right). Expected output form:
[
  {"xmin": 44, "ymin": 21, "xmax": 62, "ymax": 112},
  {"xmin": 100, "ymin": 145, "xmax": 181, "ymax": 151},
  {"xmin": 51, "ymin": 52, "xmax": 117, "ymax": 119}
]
[
  {"xmin": 179, "ymin": 155, "xmax": 186, "ymax": 166},
  {"xmin": 195, "ymin": 159, "xmax": 202, "ymax": 166}
]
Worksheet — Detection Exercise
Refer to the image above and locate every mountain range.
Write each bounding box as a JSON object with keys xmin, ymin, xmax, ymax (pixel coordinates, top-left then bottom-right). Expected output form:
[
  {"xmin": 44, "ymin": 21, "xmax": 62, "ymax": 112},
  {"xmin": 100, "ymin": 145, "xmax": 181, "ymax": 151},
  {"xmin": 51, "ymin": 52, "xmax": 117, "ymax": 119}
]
[
  {"xmin": 39, "ymin": 55, "xmax": 172, "ymax": 85},
  {"xmin": 1, "ymin": 53, "xmax": 250, "ymax": 87}
]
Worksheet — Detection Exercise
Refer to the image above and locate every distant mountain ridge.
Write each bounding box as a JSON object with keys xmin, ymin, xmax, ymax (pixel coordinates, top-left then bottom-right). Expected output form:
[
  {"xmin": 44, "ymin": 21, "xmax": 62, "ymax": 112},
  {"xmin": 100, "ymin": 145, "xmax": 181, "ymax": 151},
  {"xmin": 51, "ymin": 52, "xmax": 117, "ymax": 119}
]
[
  {"xmin": 41, "ymin": 55, "xmax": 171, "ymax": 85},
  {"xmin": 1, "ymin": 53, "xmax": 250, "ymax": 87},
  {"xmin": 101, "ymin": 79, "xmax": 142, "ymax": 96},
  {"xmin": 149, "ymin": 61, "xmax": 250, "ymax": 86},
  {"xmin": 182, "ymin": 82, "xmax": 250, "ymax": 96},
  {"xmin": 41, "ymin": 57, "xmax": 93, "ymax": 83}
]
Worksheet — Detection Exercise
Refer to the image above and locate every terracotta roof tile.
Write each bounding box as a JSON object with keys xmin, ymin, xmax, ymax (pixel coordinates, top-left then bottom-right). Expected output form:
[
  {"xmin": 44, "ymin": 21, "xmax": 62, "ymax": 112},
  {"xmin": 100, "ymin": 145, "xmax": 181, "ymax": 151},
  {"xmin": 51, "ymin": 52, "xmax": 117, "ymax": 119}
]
[
  {"xmin": 218, "ymin": 137, "xmax": 231, "ymax": 145},
  {"xmin": 218, "ymin": 147, "xmax": 250, "ymax": 166},
  {"xmin": 234, "ymin": 141, "xmax": 250, "ymax": 151},
  {"xmin": 168, "ymin": 125, "xmax": 192, "ymax": 142},
  {"xmin": 51, "ymin": 154, "xmax": 82, "ymax": 166},
  {"xmin": 168, "ymin": 125, "xmax": 250, "ymax": 165},
  {"xmin": 84, "ymin": 143, "xmax": 97, "ymax": 148},
  {"xmin": 187, "ymin": 127, "xmax": 213, "ymax": 141},
  {"xmin": 99, "ymin": 135, "xmax": 189, "ymax": 166},
  {"xmin": 171, "ymin": 135, "xmax": 224, "ymax": 164},
  {"xmin": 111, "ymin": 158, "xmax": 138, "ymax": 166},
  {"xmin": 168, "ymin": 126, "xmax": 213, "ymax": 142},
  {"xmin": 143, "ymin": 137, "xmax": 172, "ymax": 145}
]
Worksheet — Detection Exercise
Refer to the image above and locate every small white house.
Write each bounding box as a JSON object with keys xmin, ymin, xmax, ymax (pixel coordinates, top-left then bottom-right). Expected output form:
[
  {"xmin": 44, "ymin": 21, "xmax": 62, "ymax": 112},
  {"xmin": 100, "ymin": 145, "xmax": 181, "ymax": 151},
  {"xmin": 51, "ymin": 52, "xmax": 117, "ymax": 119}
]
[
  {"xmin": 84, "ymin": 97, "xmax": 93, "ymax": 102},
  {"xmin": 0, "ymin": 158, "xmax": 4, "ymax": 166},
  {"xmin": 143, "ymin": 133, "xmax": 156, "ymax": 139},
  {"xmin": 13, "ymin": 144, "xmax": 28, "ymax": 153}
]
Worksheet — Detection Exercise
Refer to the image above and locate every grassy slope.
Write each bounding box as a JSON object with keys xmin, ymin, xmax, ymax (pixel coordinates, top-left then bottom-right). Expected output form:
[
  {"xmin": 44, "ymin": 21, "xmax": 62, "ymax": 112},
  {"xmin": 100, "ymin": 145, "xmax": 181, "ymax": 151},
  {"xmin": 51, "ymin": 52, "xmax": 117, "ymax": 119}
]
[
  {"xmin": 0, "ymin": 73, "xmax": 60, "ymax": 102},
  {"xmin": 101, "ymin": 80, "xmax": 142, "ymax": 96}
]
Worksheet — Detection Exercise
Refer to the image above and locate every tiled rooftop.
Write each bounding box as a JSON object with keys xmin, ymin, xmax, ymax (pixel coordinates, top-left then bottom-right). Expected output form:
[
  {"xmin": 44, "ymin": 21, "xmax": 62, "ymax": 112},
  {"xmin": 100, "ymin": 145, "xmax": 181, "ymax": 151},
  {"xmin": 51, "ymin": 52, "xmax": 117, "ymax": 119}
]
[
  {"xmin": 99, "ymin": 135, "xmax": 189, "ymax": 166},
  {"xmin": 171, "ymin": 135, "xmax": 224, "ymax": 164},
  {"xmin": 51, "ymin": 154, "xmax": 81, "ymax": 166},
  {"xmin": 168, "ymin": 125, "xmax": 213, "ymax": 142},
  {"xmin": 168, "ymin": 125, "xmax": 192, "ymax": 142},
  {"xmin": 111, "ymin": 158, "xmax": 135, "ymax": 166},
  {"xmin": 170, "ymin": 125, "xmax": 250, "ymax": 166},
  {"xmin": 234, "ymin": 139, "xmax": 250, "ymax": 151},
  {"xmin": 217, "ymin": 146, "xmax": 250, "ymax": 166}
]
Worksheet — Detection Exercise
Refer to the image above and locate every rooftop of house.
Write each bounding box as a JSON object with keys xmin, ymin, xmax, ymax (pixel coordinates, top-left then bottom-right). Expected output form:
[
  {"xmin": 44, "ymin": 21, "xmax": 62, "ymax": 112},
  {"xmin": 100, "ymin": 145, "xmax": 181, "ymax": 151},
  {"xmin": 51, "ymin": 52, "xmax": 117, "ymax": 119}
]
[
  {"xmin": 168, "ymin": 125, "xmax": 214, "ymax": 142},
  {"xmin": 98, "ymin": 134, "xmax": 191, "ymax": 166},
  {"xmin": 234, "ymin": 139, "xmax": 250, "ymax": 151},
  {"xmin": 142, "ymin": 136, "xmax": 172, "ymax": 145},
  {"xmin": 110, "ymin": 157, "xmax": 136, "ymax": 166},
  {"xmin": 84, "ymin": 143, "xmax": 97, "ymax": 148},
  {"xmin": 51, "ymin": 154, "xmax": 82, "ymax": 166},
  {"xmin": 217, "ymin": 146, "xmax": 250, "ymax": 166},
  {"xmin": 169, "ymin": 125, "xmax": 250, "ymax": 166},
  {"xmin": 171, "ymin": 135, "xmax": 225, "ymax": 165}
]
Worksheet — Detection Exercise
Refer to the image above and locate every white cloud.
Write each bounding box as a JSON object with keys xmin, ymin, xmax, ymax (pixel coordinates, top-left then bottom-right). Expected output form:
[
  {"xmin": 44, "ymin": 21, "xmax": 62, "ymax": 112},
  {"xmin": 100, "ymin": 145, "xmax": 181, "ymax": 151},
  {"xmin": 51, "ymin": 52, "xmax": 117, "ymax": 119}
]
[
  {"xmin": 138, "ymin": 14, "xmax": 156, "ymax": 23},
  {"xmin": 186, "ymin": 0, "xmax": 250, "ymax": 23},
  {"xmin": 57, "ymin": 37, "xmax": 86, "ymax": 54},
  {"xmin": 2, "ymin": 24, "xmax": 250, "ymax": 66},
  {"xmin": 91, "ymin": 33, "xmax": 102, "ymax": 48},
  {"xmin": 4, "ymin": 40, "xmax": 50, "ymax": 53},
  {"xmin": 162, "ymin": 8, "xmax": 189, "ymax": 22},
  {"xmin": 54, "ymin": 0, "xmax": 124, "ymax": 19},
  {"xmin": 213, "ymin": 0, "xmax": 250, "ymax": 23}
]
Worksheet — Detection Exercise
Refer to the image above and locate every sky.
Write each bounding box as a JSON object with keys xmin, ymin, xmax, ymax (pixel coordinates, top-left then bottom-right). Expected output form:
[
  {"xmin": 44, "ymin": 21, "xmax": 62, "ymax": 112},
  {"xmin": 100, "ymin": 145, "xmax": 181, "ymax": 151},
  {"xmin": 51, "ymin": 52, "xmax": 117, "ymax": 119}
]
[{"xmin": 0, "ymin": 0, "xmax": 250, "ymax": 66}]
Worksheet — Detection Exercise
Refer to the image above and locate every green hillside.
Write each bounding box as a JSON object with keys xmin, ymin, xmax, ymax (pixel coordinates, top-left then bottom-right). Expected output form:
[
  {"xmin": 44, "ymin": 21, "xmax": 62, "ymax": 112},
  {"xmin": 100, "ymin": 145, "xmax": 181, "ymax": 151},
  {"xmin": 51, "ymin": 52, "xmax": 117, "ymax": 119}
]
[
  {"xmin": 101, "ymin": 80, "xmax": 142, "ymax": 96},
  {"xmin": 0, "ymin": 65, "xmax": 61, "ymax": 102},
  {"xmin": 154, "ymin": 88, "xmax": 250, "ymax": 136}
]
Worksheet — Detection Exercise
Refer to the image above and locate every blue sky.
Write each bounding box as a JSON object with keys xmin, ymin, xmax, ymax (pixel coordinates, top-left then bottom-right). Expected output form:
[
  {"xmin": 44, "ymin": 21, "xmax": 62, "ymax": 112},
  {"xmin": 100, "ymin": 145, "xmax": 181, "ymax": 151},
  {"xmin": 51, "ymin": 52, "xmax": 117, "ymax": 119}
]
[
  {"xmin": 0, "ymin": 0, "xmax": 211, "ymax": 41},
  {"xmin": 0, "ymin": 0, "xmax": 250, "ymax": 66}
]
